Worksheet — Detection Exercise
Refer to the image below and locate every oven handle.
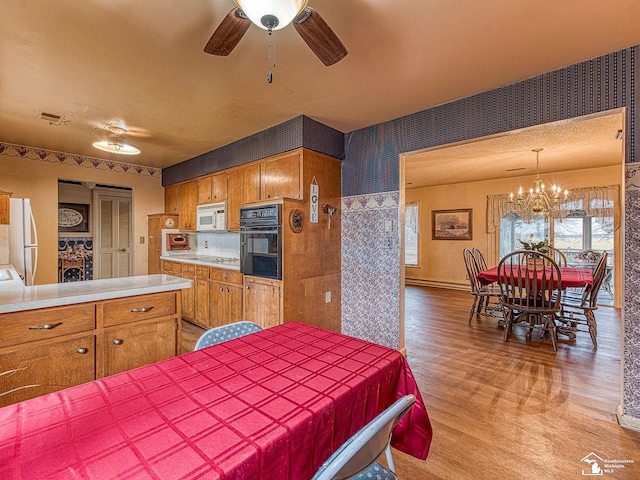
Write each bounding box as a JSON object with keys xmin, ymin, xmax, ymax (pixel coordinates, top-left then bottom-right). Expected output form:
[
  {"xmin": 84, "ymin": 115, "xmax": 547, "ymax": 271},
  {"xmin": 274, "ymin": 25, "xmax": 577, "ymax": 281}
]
[{"xmin": 239, "ymin": 228, "xmax": 280, "ymax": 235}]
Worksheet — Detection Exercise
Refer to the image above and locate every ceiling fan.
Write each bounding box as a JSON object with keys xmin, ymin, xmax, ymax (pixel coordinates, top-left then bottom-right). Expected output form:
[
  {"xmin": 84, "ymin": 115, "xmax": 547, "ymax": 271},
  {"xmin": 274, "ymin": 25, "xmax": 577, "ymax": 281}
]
[{"xmin": 204, "ymin": 0, "xmax": 347, "ymax": 66}]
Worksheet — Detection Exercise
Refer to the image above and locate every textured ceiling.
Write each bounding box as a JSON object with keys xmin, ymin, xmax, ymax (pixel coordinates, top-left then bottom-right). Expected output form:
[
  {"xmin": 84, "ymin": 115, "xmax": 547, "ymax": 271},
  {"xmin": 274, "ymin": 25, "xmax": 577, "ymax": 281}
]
[
  {"xmin": 405, "ymin": 111, "xmax": 625, "ymax": 188},
  {"xmin": 1, "ymin": 1, "xmax": 640, "ymax": 169}
]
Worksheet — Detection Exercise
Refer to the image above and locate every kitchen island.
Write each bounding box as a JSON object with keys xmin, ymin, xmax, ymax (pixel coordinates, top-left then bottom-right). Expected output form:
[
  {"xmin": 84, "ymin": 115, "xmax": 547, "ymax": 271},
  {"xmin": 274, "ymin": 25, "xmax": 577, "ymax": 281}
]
[{"xmin": 0, "ymin": 266, "xmax": 192, "ymax": 406}]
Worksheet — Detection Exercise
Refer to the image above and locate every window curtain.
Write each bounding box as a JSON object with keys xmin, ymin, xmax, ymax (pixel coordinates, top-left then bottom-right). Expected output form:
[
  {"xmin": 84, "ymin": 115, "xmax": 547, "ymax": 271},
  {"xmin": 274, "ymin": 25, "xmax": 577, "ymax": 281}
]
[{"xmin": 486, "ymin": 185, "xmax": 620, "ymax": 234}]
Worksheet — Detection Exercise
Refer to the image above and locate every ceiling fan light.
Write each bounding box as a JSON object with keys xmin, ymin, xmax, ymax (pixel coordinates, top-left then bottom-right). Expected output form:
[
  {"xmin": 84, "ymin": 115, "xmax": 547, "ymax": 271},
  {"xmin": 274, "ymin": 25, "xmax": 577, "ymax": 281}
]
[
  {"xmin": 235, "ymin": 0, "xmax": 308, "ymax": 30},
  {"xmin": 92, "ymin": 140, "xmax": 141, "ymax": 156}
]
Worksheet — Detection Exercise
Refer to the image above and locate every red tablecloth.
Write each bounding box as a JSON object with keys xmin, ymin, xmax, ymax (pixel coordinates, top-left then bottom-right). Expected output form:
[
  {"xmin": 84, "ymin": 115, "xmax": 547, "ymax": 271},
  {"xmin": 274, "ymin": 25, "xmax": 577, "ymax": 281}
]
[
  {"xmin": 0, "ymin": 322, "xmax": 432, "ymax": 480},
  {"xmin": 477, "ymin": 266, "xmax": 593, "ymax": 289}
]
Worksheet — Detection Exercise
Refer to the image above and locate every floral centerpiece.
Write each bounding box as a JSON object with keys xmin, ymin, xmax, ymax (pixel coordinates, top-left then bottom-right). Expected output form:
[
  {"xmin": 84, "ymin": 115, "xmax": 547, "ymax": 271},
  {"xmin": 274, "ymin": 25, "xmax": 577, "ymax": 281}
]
[
  {"xmin": 518, "ymin": 234, "xmax": 550, "ymax": 254},
  {"xmin": 576, "ymin": 249, "xmax": 601, "ymax": 263},
  {"xmin": 59, "ymin": 243, "xmax": 91, "ymax": 262}
]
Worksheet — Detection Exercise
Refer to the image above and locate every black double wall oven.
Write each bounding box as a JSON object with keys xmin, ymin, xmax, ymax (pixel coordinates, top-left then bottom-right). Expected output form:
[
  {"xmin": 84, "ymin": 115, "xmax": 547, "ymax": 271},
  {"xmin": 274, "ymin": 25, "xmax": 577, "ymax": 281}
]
[{"xmin": 239, "ymin": 204, "xmax": 282, "ymax": 280}]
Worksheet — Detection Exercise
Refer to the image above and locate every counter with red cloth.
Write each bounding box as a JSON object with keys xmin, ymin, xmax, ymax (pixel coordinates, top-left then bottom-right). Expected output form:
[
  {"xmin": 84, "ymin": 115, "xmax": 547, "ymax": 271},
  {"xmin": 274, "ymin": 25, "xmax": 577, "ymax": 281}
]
[
  {"xmin": 0, "ymin": 322, "xmax": 432, "ymax": 480},
  {"xmin": 477, "ymin": 266, "xmax": 593, "ymax": 289}
]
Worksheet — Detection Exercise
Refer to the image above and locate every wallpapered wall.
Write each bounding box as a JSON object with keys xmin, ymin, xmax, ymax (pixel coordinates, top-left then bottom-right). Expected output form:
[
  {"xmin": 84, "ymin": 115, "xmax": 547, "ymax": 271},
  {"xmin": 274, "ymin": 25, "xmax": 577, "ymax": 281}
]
[{"xmin": 340, "ymin": 46, "xmax": 640, "ymax": 425}]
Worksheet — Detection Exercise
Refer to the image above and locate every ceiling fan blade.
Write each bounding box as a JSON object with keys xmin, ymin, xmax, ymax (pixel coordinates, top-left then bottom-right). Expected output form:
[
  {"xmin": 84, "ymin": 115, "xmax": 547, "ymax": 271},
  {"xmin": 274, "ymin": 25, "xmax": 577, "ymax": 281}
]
[
  {"xmin": 204, "ymin": 8, "xmax": 251, "ymax": 56},
  {"xmin": 294, "ymin": 7, "xmax": 347, "ymax": 66}
]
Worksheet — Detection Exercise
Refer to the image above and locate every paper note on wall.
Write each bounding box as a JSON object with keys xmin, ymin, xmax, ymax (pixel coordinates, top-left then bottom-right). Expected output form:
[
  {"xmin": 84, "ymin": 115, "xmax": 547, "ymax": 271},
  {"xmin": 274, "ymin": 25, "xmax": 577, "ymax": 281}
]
[{"xmin": 310, "ymin": 180, "xmax": 319, "ymax": 223}]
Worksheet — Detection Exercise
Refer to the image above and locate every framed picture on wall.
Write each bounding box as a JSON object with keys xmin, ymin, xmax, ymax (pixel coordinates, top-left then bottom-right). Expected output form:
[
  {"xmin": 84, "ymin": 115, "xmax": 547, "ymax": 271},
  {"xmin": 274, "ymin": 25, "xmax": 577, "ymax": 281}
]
[
  {"xmin": 432, "ymin": 208, "xmax": 472, "ymax": 240},
  {"xmin": 58, "ymin": 203, "xmax": 90, "ymax": 233}
]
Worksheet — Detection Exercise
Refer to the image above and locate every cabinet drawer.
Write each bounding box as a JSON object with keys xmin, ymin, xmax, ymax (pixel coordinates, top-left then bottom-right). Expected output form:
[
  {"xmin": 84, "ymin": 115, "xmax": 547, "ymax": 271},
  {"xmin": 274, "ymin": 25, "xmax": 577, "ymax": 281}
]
[
  {"xmin": 162, "ymin": 261, "xmax": 182, "ymax": 274},
  {"xmin": 0, "ymin": 304, "xmax": 95, "ymax": 348},
  {"xmin": 195, "ymin": 265, "xmax": 210, "ymax": 279},
  {"xmin": 182, "ymin": 264, "xmax": 196, "ymax": 276},
  {"xmin": 101, "ymin": 292, "xmax": 176, "ymax": 327},
  {"xmin": 211, "ymin": 268, "xmax": 242, "ymax": 285}
]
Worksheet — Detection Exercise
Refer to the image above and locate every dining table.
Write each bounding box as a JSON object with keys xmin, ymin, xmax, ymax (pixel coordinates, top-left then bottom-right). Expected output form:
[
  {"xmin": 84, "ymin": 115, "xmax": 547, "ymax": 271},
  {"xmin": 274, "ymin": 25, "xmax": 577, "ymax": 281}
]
[
  {"xmin": 0, "ymin": 322, "xmax": 432, "ymax": 480},
  {"xmin": 476, "ymin": 265, "xmax": 594, "ymax": 289}
]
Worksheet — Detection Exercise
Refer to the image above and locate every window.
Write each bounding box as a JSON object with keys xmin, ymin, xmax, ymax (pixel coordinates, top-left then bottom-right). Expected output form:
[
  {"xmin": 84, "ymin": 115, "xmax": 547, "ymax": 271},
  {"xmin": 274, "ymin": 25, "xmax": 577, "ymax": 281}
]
[
  {"xmin": 405, "ymin": 203, "xmax": 419, "ymax": 266},
  {"xmin": 499, "ymin": 213, "xmax": 548, "ymax": 258}
]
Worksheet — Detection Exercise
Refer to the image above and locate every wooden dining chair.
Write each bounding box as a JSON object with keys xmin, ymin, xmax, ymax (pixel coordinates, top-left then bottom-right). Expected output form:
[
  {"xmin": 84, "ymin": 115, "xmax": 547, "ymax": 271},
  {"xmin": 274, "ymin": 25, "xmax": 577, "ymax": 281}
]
[
  {"xmin": 556, "ymin": 251, "xmax": 608, "ymax": 347},
  {"xmin": 497, "ymin": 250, "xmax": 563, "ymax": 352},
  {"xmin": 463, "ymin": 248, "xmax": 502, "ymax": 324},
  {"xmin": 547, "ymin": 246, "xmax": 568, "ymax": 267}
]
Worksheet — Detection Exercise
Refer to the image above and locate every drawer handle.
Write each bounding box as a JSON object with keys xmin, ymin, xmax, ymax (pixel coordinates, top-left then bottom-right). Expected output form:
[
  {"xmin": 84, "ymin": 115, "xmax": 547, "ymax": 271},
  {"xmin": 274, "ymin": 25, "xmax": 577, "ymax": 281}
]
[
  {"xmin": 29, "ymin": 322, "xmax": 63, "ymax": 330},
  {"xmin": 130, "ymin": 306, "xmax": 154, "ymax": 313},
  {"xmin": 113, "ymin": 339, "xmax": 123, "ymax": 345},
  {"xmin": 77, "ymin": 347, "xmax": 88, "ymax": 354}
]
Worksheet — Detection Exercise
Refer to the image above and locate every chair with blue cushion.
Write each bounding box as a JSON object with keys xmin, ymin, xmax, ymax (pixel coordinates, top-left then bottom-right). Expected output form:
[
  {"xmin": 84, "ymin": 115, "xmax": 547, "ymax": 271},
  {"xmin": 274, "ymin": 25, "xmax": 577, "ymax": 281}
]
[
  {"xmin": 194, "ymin": 321, "xmax": 262, "ymax": 350},
  {"xmin": 312, "ymin": 394, "xmax": 416, "ymax": 480}
]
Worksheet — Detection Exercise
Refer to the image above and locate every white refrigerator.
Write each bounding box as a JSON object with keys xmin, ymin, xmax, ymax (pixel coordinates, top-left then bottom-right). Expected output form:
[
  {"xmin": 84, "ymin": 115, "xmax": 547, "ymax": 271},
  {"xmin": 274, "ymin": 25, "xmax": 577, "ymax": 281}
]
[{"xmin": 9, "ymin": 198, "xmax": 38, "ymax": 286}]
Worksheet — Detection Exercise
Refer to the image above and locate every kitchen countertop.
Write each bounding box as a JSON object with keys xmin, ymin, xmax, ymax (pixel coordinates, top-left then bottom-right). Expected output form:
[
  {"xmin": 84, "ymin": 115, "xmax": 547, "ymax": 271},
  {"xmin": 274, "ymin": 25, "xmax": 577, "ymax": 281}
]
[
  {"xmin": 160, "ymin": 254, "xmax": 240, "ymax": 270},
  {"xmin": 0, "ymin": 265, "xmax": 192, "ymax": 314}
]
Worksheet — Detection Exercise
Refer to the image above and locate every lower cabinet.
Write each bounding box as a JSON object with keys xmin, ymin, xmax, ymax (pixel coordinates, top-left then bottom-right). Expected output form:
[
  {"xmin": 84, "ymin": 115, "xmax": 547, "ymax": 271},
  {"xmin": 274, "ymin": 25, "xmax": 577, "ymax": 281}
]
[
  {"xmin": 243, "ymin": 276, "xmax": 282, "ymax": 329},
  {"xmin": 0, "ymin": 335, "xmax": 95, "ymax": 407},
  {"xmin": 211, "ymin": 281, "xmax": 243, "ymax": 327},
  {"xmin": 0, "ymin": 290, "xmax": 183, "ymax": 406},
  {"xmin": 99, "ymin": 318, "xmax": 176, "ymax": 377}
]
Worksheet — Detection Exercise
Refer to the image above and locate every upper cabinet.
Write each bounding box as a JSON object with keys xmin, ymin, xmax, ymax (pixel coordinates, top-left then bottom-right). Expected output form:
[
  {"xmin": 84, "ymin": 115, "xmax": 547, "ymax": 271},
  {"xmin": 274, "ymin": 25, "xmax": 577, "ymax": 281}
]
[
  {"xmin": 0, "ymin": 189, "xmax": 11, "ymax": 224},
  {"xmin": 164, "ymin": 184, "xmax": 179, "ymax": 215},
  {"xmin": 261, "ymin": 151, "xmax": 302, "ymax": 200},
  {"xmin": 197, "ymin": 172, "xmax": 228, "ymax": 205},
  {"xmin": 178, "ymin": 180, "xmax": 197, "ymax": 230}
]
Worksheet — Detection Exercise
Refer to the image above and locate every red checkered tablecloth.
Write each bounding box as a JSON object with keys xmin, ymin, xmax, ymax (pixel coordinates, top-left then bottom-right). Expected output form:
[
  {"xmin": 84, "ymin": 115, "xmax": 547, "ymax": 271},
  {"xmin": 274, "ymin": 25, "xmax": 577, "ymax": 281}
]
[{"xmin": 0, "ymin": 322, "xmax": 432, "ymax": 479}]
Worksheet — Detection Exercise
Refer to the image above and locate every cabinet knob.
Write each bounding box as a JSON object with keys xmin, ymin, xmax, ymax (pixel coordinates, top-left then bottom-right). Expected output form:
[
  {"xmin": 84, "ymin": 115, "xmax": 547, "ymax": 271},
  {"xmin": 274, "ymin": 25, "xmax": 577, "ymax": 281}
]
[
  {"xmin": 113, "ymin": 339, "xmax": 123, "ymax": 345},
  {"xmin": 220, "ymin": 287, "xmax": 224, "ymax": 292},
  {"xmin": 77, "ymin": 347, "xmax": 88, "ymax": 354}
]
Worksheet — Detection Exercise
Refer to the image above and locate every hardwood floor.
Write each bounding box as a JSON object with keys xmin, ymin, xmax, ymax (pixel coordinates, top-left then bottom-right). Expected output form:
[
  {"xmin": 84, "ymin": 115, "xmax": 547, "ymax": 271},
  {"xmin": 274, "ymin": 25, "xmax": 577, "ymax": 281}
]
[{"xmin": 394, "ymin": 286, "xmax": 640, "ymax": 479}]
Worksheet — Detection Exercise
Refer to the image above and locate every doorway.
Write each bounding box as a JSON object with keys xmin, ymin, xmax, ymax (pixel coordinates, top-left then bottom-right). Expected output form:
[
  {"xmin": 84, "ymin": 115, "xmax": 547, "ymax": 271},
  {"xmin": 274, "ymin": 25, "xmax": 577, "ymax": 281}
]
[{"xmin": 57, "ymin": 180, "xmax": 133, "ymax": 281}]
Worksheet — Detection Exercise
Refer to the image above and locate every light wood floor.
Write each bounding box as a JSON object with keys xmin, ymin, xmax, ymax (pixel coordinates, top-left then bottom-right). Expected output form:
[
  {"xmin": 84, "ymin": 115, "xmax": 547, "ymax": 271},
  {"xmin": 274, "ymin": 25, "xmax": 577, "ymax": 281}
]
[{"xmin": 394, "ymin": 286, "xmax": 640, "ymax": 479}]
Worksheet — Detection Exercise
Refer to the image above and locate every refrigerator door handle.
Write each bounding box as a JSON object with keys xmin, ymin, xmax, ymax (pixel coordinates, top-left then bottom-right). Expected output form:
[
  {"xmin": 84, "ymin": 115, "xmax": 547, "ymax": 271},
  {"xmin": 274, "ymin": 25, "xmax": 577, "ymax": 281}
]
[
  {"xmin": 25, "ymin": 206, "xmax": 38, "ymax": 248},
  {"xmin": 30, "ymin": 246, "xmax": 38, "ymax": 285}
]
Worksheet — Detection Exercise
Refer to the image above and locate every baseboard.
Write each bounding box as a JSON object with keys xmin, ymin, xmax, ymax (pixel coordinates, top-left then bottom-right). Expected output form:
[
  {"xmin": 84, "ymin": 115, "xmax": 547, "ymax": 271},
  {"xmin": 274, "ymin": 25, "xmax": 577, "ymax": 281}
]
[
  {"xmin": 405, "ymin": 278, "xmax": 469, "ymax": 292},
  {"xmin": 617, "ymin": 405, "xmax": 640, "ymax": 432}
]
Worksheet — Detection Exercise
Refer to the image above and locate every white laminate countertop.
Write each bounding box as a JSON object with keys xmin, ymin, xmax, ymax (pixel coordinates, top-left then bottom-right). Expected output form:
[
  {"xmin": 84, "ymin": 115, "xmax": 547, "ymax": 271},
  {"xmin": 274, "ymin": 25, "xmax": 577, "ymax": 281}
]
[
  {"xmin": 160, "ymin": 254, "xmax": 240, "ymax": 270},
  {"xmin": 0, "ymin": 265, "xmax": 192, "ymax": 314}
]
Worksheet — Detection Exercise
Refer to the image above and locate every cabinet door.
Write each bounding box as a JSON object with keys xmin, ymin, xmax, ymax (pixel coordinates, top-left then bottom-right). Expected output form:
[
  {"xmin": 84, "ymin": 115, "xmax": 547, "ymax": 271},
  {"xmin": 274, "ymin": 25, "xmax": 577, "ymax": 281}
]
[
  {"xmin": 195, "ymin": 278, "xmax": 211, "ymax": 327},
  {"xmin": 100, "ymin": 318, "xmax": 176, "ymax": 377},
  {"xmin": 181, "ymin": 270, "xmax": 195, "ymax": 322},
  {"xmin": 261, "ymin": 152, "xmax": 302, "ymax": 200},
  {"xmin": 0, "ymin": 335, "xmax": 95, "ymax": 406},
  {"xmin": 211, "ymin": 172, "xmax": 228, "ymax": 202},
  {"xmin": 178, "ymin": 180, "xmax": 197, "ymax": 230},
  {"xmin": 243, "ymin": 163, "xmax": 261, "ymax": 204},
  {"xmin": 227, "ymin": 168, "xmax": 243, "ymax": 231},
  {"xmin": 164, "ymin": 184, "xmax": 179, "ymax": 214},
  {"xmin": 211, "ymin": 282, "xmax": 243, "ymax": 328},
  {"xmin": 197, "ymin": 176, "xmax": 213, "ymax": 205},
  {"xmin": 244, "ymin": 279, "xmax": 282, "ymax": 329}
]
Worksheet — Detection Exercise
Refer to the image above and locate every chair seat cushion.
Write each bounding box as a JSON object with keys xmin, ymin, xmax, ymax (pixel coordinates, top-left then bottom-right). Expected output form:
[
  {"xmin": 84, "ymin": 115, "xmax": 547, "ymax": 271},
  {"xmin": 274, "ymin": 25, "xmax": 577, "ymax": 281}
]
[{"xmin": 354, "ymin": 462, "xmax": 397, "ymax": 480}]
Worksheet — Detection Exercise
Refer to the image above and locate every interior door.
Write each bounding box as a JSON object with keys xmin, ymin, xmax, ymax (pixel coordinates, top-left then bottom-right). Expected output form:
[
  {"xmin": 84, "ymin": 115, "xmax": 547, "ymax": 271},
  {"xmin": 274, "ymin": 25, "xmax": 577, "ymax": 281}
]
[{"xmin": 95, "ymin": 193, "xmax": 133, "ymax": 279}]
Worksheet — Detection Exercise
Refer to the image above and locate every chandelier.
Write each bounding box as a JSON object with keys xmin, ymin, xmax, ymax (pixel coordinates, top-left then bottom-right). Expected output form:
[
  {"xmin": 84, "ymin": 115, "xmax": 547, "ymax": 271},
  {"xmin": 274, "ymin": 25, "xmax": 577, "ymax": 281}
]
[{"xmin": 509, "ymin": 148, "xmax": 568, "ymax": 213}]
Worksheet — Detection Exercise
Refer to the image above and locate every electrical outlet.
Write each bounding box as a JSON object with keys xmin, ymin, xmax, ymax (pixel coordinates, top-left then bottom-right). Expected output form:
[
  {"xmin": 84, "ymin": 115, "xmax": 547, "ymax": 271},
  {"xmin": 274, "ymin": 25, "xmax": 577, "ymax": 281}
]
[
  {"xmin": 325, "ymin": 291, "xmax": 332, "ymax": 303},
  {"xmin": 204, "ymin": 240, "xmax": 208, "ymax": 248}
]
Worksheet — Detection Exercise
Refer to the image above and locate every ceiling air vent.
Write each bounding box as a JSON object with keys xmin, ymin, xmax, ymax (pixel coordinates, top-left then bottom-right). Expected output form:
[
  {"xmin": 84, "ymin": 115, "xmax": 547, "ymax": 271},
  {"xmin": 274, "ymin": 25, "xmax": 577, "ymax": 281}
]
[{"xmin": 38, "ymin": 111, "xmax": 68, "ymax": 126}]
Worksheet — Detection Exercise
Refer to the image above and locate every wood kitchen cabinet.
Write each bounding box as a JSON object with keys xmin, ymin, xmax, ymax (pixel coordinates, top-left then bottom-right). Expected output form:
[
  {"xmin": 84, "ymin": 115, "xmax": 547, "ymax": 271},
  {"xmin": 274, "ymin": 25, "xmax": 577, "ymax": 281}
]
[
  {"xmin": 162, "ymin": 260, "xmax": 196, "ymax": 323},
  {"xmin": 0, "ymin": 189, "xmax": 11, "ymax": 224},
  {"xmin": 211, "ymin": 268, "xmax": 243, "ymax": 328},
  {"xmin": 226, "ymin": 168, "xmax": 243, "ymax": 231},
  {"xmin": 148, "ymin": 214, "xmax": 179, "ymax": 274},
  {"xmin": 178, "ymin": 180, "xmax": 197, "ymax": 230},
  {"xmin": 194, "ymin": 265, "xmax": 211, "ymax": 327},
  {"xmin": 100, "ymin": 318, "xmax": 176, "ymax": 377},
  {"xmin": 0, "ymin": 335, "xmax": 95, "ymax": 407},
  {"xmin": 164, "ymin": 184, "xmax": 179, "ymax": 214},
  {"xmin": 97, "ymin": 291, "xmax": 180, "ymax": 378},
  {"xmin": 261, "ymin": 151, "xmax": 302, "ymax": 200},
  {"xmin": 197, "ymin": 173, "xmax": 228, "ymax": 205},
  {"xmin": 242, "ymin": 162, "xmax": 262, "ymax": 204},
  {"xmin": 243, "ymin": 276, "xmax": 282, "ymax": 329},
  {"xmin": 0, "ymin": 289, "xmax": 183, "ymax": 406}
]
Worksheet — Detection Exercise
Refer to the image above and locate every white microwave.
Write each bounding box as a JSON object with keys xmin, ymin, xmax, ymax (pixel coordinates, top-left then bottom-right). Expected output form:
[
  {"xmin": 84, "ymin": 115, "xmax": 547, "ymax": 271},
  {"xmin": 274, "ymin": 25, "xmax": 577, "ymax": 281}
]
[{"xmin": 196, "ymin": 202, "xmax": 227, "ymax": 231}]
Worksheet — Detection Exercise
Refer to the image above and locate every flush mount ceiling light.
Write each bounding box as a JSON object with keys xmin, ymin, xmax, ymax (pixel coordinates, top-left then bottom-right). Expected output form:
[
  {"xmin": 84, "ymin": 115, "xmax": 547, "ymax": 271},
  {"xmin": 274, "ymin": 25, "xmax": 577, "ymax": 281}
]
[
  {"xmin": 234, "ymin": 0, "xmax": 308, "ymax": 30},
  {"xmin": 92, "ymin": 125, "xmax": 141, "ymax": 155}
]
